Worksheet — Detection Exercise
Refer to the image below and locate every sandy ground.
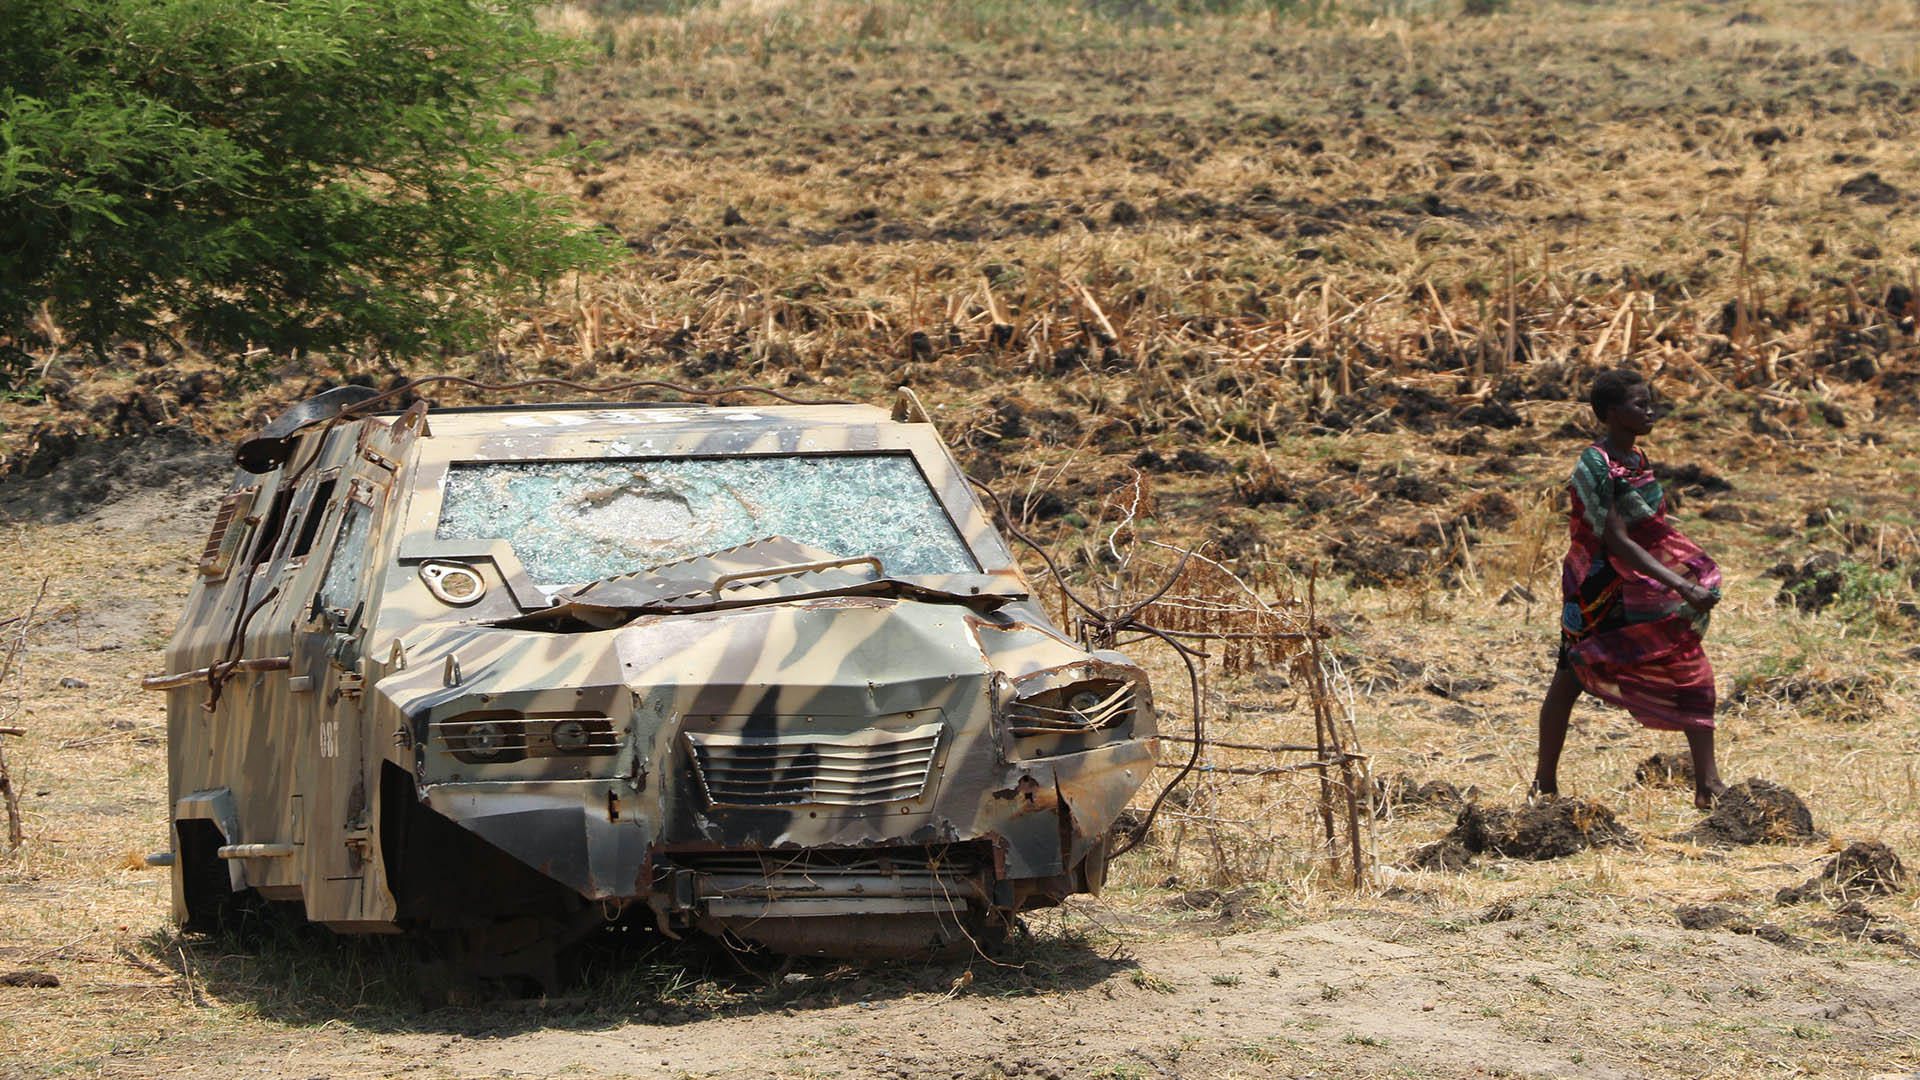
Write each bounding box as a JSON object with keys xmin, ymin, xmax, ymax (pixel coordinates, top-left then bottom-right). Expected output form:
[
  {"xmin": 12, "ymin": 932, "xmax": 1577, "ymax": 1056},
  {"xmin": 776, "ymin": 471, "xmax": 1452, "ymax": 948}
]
[
  {"xmin": 2, "ymin": 425, "xmax": 1917, "ymax": 1080},
  {"xmin": 44, "ymin": 914, "xmax": 1920, "ymax": 1080}
]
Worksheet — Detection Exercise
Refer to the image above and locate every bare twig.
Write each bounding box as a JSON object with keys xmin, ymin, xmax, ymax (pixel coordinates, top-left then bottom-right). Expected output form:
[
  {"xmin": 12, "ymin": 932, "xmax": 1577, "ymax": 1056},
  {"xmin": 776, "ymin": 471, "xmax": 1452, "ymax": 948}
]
[{"xmin": 0, "ymin": 579, "xmax": 50, "ymax": 850}]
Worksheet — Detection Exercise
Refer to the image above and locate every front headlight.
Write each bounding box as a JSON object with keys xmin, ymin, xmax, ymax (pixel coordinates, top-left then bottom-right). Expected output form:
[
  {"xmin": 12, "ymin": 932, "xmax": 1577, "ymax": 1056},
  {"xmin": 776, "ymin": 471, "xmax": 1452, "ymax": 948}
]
[
  {"xmin": 1006, "ymin": 679, "xmax": 1134, "ymax": 736},
  {"xmin": 435, "ymin": 711, "xmax": 619, "ymax": 764}
]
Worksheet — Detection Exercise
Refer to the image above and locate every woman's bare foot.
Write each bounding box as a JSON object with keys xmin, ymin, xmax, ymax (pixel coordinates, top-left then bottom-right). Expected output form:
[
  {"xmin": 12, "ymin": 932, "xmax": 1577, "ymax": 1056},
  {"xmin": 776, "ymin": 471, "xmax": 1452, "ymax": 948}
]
[
  {"xmin": 1683, "ymin": 727, "xmax": 1727, "ymax": 811},
  {"xmin": 1693, "ymin": 778, "xmax": 1729, "ymax": 811}
]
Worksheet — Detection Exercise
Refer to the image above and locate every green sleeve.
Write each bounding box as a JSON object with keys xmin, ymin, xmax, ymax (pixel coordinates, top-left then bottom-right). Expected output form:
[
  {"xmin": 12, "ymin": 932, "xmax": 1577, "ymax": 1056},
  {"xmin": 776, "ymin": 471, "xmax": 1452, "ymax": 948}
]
[{"xmin": 1569, "ymin": 447, "xmax": 1613, "ymax": 534}]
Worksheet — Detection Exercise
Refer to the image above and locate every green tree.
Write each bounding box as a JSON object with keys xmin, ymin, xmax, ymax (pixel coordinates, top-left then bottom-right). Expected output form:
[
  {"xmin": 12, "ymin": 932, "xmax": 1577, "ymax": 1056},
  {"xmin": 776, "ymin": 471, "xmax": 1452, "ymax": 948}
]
[{"xmin": 0, "ymin": 0, "xmax": 612, "ymax": 386}]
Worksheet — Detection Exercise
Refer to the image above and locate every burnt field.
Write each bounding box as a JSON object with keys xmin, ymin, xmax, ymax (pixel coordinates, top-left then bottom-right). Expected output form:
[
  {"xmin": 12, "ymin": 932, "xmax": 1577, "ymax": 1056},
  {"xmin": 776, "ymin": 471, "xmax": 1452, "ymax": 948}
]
[{"xmin": 3, "ymin": 2, "xmax": 1920, "ymax": 1078}]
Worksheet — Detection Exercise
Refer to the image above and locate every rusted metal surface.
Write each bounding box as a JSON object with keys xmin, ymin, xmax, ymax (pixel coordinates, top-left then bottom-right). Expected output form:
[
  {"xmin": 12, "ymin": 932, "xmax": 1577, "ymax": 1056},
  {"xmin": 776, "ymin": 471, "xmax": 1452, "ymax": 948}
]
[
  {"xmin": 153, "ymin": 389, "xmax": 1156, "ymax": 962},
  {"xmin": 141, "ymin": 655, "xmax": 291, "ymax": 690},
  {"xmin": 217, "ymin": 843, "xmax": 295, "ymax": 859}
]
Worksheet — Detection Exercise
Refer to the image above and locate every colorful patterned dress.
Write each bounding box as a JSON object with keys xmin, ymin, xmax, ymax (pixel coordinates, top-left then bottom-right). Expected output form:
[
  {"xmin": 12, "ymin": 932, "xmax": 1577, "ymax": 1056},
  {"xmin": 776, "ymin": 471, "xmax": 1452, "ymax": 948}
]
[{"xmin": 1560, "ymin": 444, "xmax": 1721, "ymax": 731}]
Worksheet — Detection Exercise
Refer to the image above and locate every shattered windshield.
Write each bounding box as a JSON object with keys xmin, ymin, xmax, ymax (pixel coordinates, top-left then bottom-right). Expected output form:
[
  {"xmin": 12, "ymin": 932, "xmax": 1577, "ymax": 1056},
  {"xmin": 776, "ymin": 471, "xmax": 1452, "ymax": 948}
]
[{"xmin": 436, "ymin": 454, "xmax": 979, "ymax": 586}]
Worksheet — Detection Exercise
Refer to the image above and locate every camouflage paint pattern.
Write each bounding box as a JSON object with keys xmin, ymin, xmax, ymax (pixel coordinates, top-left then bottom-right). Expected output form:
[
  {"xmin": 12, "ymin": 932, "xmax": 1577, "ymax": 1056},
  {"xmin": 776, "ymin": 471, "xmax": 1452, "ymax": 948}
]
[{"xmin": 152, "ymin": 396, "xmax": 1156, "ymax": 954}]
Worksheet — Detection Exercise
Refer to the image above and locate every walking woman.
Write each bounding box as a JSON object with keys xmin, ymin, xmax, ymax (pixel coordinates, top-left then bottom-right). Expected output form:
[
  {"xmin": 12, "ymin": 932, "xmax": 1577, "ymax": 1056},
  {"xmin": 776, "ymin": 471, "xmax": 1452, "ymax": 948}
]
[{"xmin": 1535, "ymin": 368, "xmax": 1728, "ymax": 809}]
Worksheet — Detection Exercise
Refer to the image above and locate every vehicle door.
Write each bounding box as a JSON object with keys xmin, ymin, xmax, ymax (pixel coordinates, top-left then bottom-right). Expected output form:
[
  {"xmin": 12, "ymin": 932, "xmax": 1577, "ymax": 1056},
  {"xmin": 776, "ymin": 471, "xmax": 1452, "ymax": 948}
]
[{"xmin": 288, "ymin": 404, "xmax": 426, "ymax": 927}]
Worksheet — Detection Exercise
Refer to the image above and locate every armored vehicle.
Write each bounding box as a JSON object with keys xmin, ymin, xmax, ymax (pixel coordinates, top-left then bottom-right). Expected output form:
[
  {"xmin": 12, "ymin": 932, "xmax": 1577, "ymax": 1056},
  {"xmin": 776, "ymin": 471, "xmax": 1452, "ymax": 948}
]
[{"xmin": 148, "ymin": 387, "xmax": 1156, "ymax": 968}]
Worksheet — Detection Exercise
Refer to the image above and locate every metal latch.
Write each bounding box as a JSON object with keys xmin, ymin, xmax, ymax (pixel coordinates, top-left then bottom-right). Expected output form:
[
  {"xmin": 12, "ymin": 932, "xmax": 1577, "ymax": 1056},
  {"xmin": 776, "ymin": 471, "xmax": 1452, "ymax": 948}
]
[{"xmin": 343, "ymin": 819, "xmax": 371, "ymax": 860}]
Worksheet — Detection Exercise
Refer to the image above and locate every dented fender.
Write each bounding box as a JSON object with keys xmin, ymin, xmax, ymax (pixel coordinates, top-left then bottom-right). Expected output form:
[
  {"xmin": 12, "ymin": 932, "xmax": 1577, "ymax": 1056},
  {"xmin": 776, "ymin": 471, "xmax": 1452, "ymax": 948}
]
[{"xmin": 985, "ymin": 738, "xmax": 1154, "ymax": 881}]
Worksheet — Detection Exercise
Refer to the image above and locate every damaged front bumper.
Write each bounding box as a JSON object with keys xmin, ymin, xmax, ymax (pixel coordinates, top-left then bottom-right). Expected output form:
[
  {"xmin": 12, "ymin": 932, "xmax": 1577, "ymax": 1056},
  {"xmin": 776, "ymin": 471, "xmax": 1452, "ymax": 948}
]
[{"xmin": 390, "ymin": 596, "xmax": 1156, "ymax": 954}]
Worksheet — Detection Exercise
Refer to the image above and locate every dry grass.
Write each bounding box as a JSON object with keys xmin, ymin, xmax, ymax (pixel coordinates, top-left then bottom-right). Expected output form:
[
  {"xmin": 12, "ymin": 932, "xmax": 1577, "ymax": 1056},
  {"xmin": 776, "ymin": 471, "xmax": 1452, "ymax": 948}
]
[{"xmin": 480, "ymin": 0, "xmax": 1920, "ymax": 403}]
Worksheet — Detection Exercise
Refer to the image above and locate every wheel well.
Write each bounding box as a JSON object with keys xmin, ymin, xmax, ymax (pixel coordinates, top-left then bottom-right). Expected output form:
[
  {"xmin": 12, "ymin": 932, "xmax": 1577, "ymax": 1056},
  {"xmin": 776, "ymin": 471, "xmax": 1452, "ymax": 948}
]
[
  {"xmin": 378, "ymin": 761, "xmax": 579, "ymax": 929},
  {"xmin": 175, "ymin": 818, "xmax": 235, "ymax": 934}
]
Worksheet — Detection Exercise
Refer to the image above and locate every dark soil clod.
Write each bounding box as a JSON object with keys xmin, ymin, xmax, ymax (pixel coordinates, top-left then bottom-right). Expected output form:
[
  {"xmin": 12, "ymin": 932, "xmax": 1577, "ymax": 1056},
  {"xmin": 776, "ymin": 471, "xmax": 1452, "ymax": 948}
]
[
  {"xmin": 1680, "ymin": 779, "xmax": 1818, "ymax": 846},
  {"xmin": 1456, "ymin": 798, "xmax": 1638, "ymax": 860},
  {"xmin": 1838, "ymin": 171, "xmax": 1905, "ymax": 205},
  {"xmin": 1633, "ymin": 752, "xmax": 1695, "ymax": 789},
  {"xmin": 1373, "ymin": 773, "xmax": 1464, "ymax": 818},
  {"xmin": 1765, "ymin": 549, "xmax": 1847, "ymax": 613},
  {"xmin": 1654, "ymin": 462, "xmax": 1733, "ymax": 496},
  {"xmin": 1162, "ymin": 886, "xmax": 1264, "ymax": 922},
  {"xmin": 0, "ymin": 970, "xmax": 59, "ymax": 988},
  {"xmin": 1673, "ymin": 906, "xmax": 1809, "ymax": 950},
  {"xmin": 1479, "ymin": 897, "xmax": 1520, "ymax": 923},
  {"xmin": 1730, "ymin": 664, "xmax": 1885, "ymax": 723},
  {"xmin": 1674, "ymin": 903, "xmax": 1740, "ymax": 931},
  {"xmin": 1746, "ymin": 923, "xmax": 1806, "ymax": 951},
  {"xmin": 1402, "ymin": 837, "xmax": 1473, "ymax": 871},
  {"xmin": 1405, "ymin": 798, "xmax": 1636, "ymax": 869},
  {"xmin": 1776, "ymin": 840, "xmax": 1908, "ymax": 904},
  {"xmin": 0, "ymin": 425, "xmax": 223, "ymax": 523},
  {"xmin": 1332, "ymin": 539, "xmax": 1429, "ymax": 588}
]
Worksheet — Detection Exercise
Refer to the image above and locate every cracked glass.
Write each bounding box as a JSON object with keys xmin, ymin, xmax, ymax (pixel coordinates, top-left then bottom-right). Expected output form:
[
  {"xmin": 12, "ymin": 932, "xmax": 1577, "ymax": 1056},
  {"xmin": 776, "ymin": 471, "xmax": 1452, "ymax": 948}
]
[
  {"xmin": 436, "ymin": 454, "xmax": 978, "ymax": 586},
  {"xmin": 319, "ymin": 500, "xmax": 374, "ymax": 611}
]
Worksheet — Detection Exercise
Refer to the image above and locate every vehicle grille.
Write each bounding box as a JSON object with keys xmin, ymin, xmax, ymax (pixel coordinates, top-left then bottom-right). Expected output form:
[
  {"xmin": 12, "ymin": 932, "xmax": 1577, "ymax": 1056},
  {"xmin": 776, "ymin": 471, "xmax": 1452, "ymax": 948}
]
[
  {"xmin": 664, "ymin": 845, "xmax": 990, "ymax": 915},
  {"xmin": 684, "ymin": 720, "xmax": 942, "ymax": 807}
]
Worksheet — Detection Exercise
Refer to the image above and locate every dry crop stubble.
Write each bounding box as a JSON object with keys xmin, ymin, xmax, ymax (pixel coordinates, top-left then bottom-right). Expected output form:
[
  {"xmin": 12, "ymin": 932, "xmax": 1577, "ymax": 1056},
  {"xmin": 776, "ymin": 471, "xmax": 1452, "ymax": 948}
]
[{"xmin": 0, "ymin": 520, "xmax": 222, "ymax": 1065}]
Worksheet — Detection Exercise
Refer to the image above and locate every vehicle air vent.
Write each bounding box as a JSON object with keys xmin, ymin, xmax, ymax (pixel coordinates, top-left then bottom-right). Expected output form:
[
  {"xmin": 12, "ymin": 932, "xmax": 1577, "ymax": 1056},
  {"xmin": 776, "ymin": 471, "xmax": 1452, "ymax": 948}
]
[
  {"xmin": 662, "ymin": 845, "xmax": 989, "ymax": 918},
  {"xmin": 684, "ymin": 721, "xmax": 942, "ymax": 807}
]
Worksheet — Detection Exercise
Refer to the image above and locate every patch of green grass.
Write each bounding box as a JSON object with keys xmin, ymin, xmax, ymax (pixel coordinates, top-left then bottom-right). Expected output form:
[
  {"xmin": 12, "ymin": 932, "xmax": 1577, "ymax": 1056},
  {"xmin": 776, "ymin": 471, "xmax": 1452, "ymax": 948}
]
[
  {"xmin": 1343, "ymin": 1032, "xmax": 1389, "ymax": 1047},
  {"xmin": 1130, "ymin": 969, "xmax": 1177, "ymax": 994},
  {"xmin": 1233, "ymin": 1040, "xmax": 1280, "ymax": 1062}
]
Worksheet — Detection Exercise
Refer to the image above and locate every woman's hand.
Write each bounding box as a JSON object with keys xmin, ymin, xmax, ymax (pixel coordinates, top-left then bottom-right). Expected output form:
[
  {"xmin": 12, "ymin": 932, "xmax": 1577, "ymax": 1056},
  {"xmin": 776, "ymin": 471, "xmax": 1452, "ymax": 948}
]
[{"xmin": 1679, "ymin": 581, "xmax": 1719, "ymax": 611}]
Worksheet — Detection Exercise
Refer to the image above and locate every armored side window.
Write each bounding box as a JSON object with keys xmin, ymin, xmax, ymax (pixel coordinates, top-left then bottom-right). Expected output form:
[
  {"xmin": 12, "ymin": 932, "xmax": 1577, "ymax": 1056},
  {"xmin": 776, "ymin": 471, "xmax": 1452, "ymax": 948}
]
[
  {"xmin": 289, "ymin": 477, "xmax": 338, "ymax": 560},
  {"xmin": 318, "ymin": 492, "xmax": 377, "ymax": 614},
  {"xmin": 250, "ymin": 483, "xmax": 296, "ymax": 566}
]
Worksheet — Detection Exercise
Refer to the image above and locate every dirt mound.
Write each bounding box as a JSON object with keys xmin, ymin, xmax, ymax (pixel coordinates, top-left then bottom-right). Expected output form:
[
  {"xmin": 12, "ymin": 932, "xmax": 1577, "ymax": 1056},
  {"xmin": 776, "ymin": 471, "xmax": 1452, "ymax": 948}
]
[
  {"xmin": 1404, "ymin": 798, "xmax": 1636, "ymax": 868},
  {"xmin": 1373, "ymin": 773, "xmax": 1464, "ymax": 817},
  {"xmin": 1777, "ymin": 841, "xmax": 1908, "ymax": 903},
  {"xmin": 1802, "ymin": 901, "xmax": 1917, "ymax": 950},
  {"xmin": 1679, "ymin": 779, "xmax": 1818, "ymax": 846},
  {"xmin": 1652, "ymin": 462, "xmax": 1732, "ymax": 498},
  {"xmin": 1456, "ymin": 799, "xmax": 1638, "ymax": 860},
  {"xmin": 0, "ymin": 424, "xmax": 225, "ymax": 523},
  {"xmin": 1730, "ymin": 666, "xmax": 1886, "ymax": 724},
  {"xmin": 1674, "ymin": 903, "xmax": 1740, "ymax": 931},
  {"xmin": 1765, "ymin": 549, "xmax": 1848, "ymax": 612},
  {"xmin": 1478, "ymin": 896, "xmax": 1524, "ymax": 922},
  {"xmin": 1837, "ymin": 171, "xmax": 1905, "ymax": 204},
  {"xmin": 1670, "ymin": 906, "xmax": 1807, "ymax": 949},
  {"xmin": 1633, "ymin": 752, "xmax": 1695, "ymax": 788},
  {"xmin": 1161, "ymin": 886, "xmax": 1266, "ymax": 923},
  {"xmin": 1402, "ymin": 836, "xmax": 1474, "ymax": 871}
]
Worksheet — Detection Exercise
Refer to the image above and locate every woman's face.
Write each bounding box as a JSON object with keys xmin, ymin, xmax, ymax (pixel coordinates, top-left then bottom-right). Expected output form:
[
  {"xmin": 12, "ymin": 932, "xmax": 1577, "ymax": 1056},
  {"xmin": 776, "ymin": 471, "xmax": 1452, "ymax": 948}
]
[{"xmin": 1611, "ymin": 382, "xmax": 1656, "ymax": 436}]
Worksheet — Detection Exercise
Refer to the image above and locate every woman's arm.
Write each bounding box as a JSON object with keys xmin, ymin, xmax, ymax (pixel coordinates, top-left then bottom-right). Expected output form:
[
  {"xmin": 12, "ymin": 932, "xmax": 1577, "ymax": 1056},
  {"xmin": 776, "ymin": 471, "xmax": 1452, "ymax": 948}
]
[{"xmin": 1603, "ymin": 505, "xmax": 1718, "ymax": 611}]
